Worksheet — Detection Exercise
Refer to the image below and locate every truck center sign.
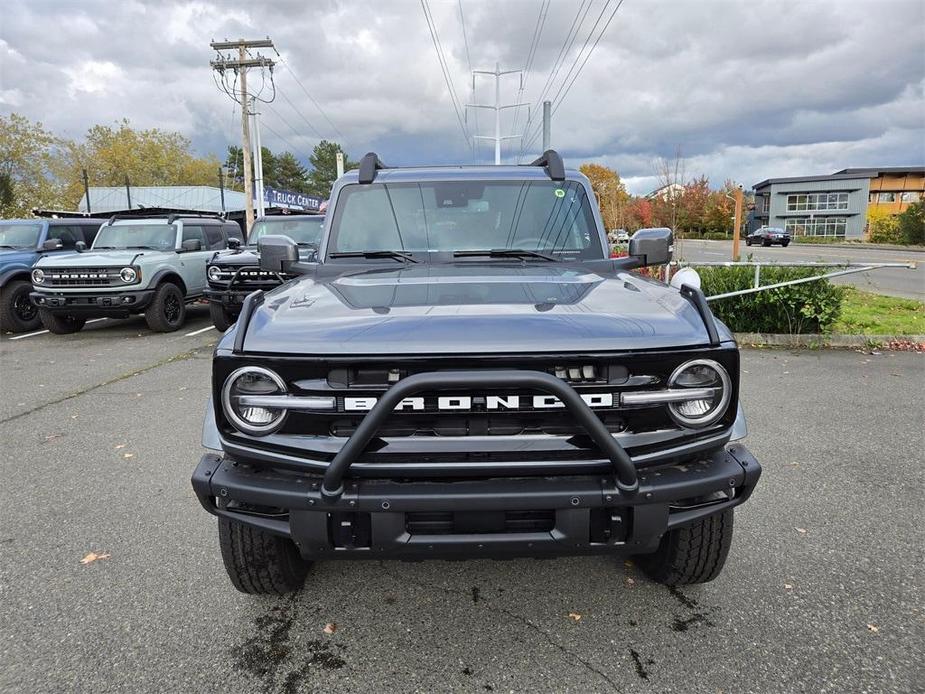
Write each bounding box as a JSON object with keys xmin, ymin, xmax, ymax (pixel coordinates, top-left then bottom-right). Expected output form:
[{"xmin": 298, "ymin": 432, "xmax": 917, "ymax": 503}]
[{"xmin": 261, "ymin": 187, "xmax": 323, "ymax": 211}]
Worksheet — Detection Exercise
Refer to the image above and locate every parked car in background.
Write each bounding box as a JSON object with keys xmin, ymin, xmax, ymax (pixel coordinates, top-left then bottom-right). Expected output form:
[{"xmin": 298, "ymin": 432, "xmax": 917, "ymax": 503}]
[
  {"xmin": 0, "ymin": 217, "xmax": 106, "ymax": 332},
  {"xmin": 30, "ymin": 214, "xmax": 242, "ymax": 334},
  {"xmin": 205, "ymin": 215, "xmax": 324, "ymax": 331},
  {"xmin": 746, "ymin": 226, "xmax": 791, "ymax": 247},
  {"xmin": 608, "ymin": 228, "xmax": 630, "ymax": 244}
]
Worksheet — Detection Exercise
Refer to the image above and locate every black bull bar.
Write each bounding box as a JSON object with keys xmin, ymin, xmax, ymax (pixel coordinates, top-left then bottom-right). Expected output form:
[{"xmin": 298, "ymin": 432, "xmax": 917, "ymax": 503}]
[{"xmin": 320, "ymin": 369, "xmax": 640, "ymax": 499}]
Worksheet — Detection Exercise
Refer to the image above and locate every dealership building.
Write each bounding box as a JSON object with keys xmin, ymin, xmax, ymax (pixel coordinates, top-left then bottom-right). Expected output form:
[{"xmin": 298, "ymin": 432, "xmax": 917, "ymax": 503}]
[{"xmin": 751, "ymin": 167, "xmax": 924, "ymax": 239}]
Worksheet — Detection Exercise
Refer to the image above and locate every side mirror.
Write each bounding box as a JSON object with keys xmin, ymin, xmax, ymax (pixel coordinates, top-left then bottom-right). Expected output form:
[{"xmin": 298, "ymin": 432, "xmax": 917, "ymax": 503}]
[
  {"xmin": 75, "ymin": 241, "xmax": 87, "ymax": 252},
  {"xmin": 259, "ymin": 235, "xmax": 299, "ymax": 272},
  {"xmin": 42, "ymin": 239, "xmax": 62, "ymax": 251},
  {"xmin": 628, "ymin": 227, "xmax": 673, "ymax": 266},
  {"xmin": 227, "ymin": 237, "xmax": 242, "ymax": 250},
  {"xmin": 181, "ymin": 238, "xmax": 202, "ymax": 252}
]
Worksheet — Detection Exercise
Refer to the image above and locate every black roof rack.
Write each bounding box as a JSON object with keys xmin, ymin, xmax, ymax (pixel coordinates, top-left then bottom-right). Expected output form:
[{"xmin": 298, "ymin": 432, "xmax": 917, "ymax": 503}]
[
  {"xmin": 358, "ymin": 152, "xmax": 390, "ymax": 184},
  {"xmin": 105, "ymin": 212, "xmax": 226, "ymax": 225},
  {"xmin": 525, "ymin": 149, "xmax": 565, "ymax": 181}
]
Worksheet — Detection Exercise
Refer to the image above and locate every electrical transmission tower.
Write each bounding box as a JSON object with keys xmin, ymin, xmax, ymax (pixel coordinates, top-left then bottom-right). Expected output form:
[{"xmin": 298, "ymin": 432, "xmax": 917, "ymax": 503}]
[
  {"xmin": 210, "ymin": 38, "xmax": 276, "ymax": 228},
  {"xmin": 466, "ymin": 64, "xmax": 529, "ymax": 165}
]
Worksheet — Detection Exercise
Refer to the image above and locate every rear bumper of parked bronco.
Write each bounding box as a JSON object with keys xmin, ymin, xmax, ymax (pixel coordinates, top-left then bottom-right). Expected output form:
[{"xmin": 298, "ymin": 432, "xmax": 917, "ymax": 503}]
[
  {"xmin": 31, "ymin": 289, "xmax": 156, "ymax": 316},
  {"xmin": 191, "ymin": 443, "xmax": 760, "ymax": 560}
]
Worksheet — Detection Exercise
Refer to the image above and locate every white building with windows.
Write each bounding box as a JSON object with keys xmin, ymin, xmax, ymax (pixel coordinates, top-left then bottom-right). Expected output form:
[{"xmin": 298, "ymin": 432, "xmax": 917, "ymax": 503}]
[{"xmin": 751, "ymin": 167, "xmax": 924, "ymax": 239}]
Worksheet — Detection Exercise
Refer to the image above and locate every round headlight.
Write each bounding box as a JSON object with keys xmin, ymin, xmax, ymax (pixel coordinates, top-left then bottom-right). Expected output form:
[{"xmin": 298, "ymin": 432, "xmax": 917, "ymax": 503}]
[
  {"xmin": 120, "ymin": 266, "xmax": 137, "ymax": 283},
  {"xmin": 32, "ymin": 268, "xmax": 45, "ymax": 284},
  {"xmin": 667, "ymin": 359, "xmax": 731, "ymax": 428},
  {"xmin": 221, "ymin": 366, "xmax": 288, "ymax": 435},
  {"xmin": 208, "ymin": 265, "xmax": 223, "ymax": 282}
]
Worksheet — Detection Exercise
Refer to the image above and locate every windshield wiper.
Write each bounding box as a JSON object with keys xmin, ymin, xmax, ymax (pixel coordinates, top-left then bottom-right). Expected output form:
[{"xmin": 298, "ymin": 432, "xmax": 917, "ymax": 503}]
[
  {"xmin": 126, "ymin": 245, "xmax": 158, "ymax": 250},
  {"xmin": 329, "ymin": 250, "xmax": 419, "ymax": 263},
  {"xmin": 454, "ymin": 248, "xmax": 557, "ymax": 261},
  {"xmin": 0, "ymin": 244, "xmax": 20, "ymax": 249},
  {"xmin": 94, "ymin": 246, "xmax": 116, "ymax": 249}
]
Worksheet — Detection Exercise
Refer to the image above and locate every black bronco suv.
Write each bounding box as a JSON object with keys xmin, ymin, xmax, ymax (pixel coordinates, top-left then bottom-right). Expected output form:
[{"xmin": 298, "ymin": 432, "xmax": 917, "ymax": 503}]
[
  {"xmin": 204, "ymin": 215, "xmax": 324, "ymax": 331},
  {"xmin": 192, "ymin": 151, "xmax": 761, "ymax": 594}
]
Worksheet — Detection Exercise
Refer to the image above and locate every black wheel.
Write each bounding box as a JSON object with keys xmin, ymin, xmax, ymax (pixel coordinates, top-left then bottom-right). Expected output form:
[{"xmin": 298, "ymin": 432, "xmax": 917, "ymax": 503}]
[
  {"xmin": 38, "ymin": 308, "xmax": 86, "ymax": 335},
  {"xmin": 762, "ymin": 239, "xmax": 771, "ymax": 247},
  {"xmin": 634, "ymin": 509, "xmax": 734, "ymax": 586},
  {"xmin": 218, "ymin": 517, "xmax": 311, "ymax": 594},
  {"xmin": 145, "ymin": 282, "xmax": 186, "ymax": 332},
  {"xmin": 745, "ymin": 238, "xmax": 752, "ymax": 247},
  {"xmin": 781, "ymin": 241, "xmax": 790, "ymax": 247},
  {"xmin": 209, "ymin": 302, "xmax": 236, "ymax": 332},
  {"xmin": 0, "ymin": 279, "xmax": 41, "ymax": 333}
]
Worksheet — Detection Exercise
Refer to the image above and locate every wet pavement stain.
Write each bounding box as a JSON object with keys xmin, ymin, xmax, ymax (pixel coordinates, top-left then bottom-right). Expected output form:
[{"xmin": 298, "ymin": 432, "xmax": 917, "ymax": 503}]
[
  {"xmin": 672, "ymin": 613, "xmax": 715, "ymax": 632},
  {"xmin": 629, "ymin": 648, "xmax": 655, "ymax": 680},
  {"xmin": 471, "ymin": 586, "xmax": 480, "ymax": 603},
  {"xmin": 668, "ymin": 585, "xmax": 698, "ymax": 609}
]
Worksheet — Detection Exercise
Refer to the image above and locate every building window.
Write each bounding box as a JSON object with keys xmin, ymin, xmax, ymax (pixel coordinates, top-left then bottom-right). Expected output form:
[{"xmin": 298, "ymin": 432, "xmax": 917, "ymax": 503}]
[
  {"xmin": 784, "ymin": 217, "xmax": 847, "ymax": 237},
  {"xmin": 878, "ymin": 192, "xmax": 895, "ymax": 202},
  {"xmin": 900, "ymin": 191, "xmax": 921, "ymax": 203},
  {"xmin": 786, "ymin": 192, "xmax": 848, "ymax": 211}
]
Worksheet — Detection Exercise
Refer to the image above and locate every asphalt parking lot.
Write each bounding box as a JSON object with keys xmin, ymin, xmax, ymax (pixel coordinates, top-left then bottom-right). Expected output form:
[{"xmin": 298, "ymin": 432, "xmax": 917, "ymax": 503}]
[
  {"xmin": 679, "ymin": 240, "xmax": 923, "ymax": 300},
  {"xmin": 1, "ymin": 318, "xmax": 922, "ymax": 693}
]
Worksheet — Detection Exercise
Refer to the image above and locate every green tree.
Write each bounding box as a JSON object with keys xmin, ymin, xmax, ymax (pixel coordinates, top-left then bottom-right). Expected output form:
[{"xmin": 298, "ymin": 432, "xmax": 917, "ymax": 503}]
[
  {"xmin": 307, "ymin": 140, "xmax": 355, "ymax": 198},
  {"xmin": 272, "ymin": 152, "xmax": 309, "ymax": 192},
  {"xmin": 896, "ymin": 201, "xmax": 925, "ymax": 245},
  {"xmin": 0, "ymin": 113, "xmax": 63, "ymax": 216}
]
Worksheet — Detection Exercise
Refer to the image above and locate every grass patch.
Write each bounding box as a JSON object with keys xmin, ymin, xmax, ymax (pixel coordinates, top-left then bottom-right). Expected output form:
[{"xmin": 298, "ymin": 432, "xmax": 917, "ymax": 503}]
[{"xmin": 833, "ymin": 288, "xmax": 925, "ymax": 335}]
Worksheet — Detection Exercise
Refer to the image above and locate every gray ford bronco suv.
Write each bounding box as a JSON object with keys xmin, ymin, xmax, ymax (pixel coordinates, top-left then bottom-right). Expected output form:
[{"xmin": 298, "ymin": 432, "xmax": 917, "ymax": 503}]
[
  {"xmin": 192, "ymin": 151, "xmax": 761, "ymax": 595},
  {"xmin": 31, "ymin": 214, "xmax": 242, "ymax": 333},
  {"xmin": 205, "ymin": 215, "xmax": 324, "ymax": 331}
]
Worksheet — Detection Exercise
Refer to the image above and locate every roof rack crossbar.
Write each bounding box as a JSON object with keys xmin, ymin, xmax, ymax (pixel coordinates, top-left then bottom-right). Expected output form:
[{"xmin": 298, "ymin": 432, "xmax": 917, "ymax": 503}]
[
  {"xmin": 105, "ymin": 212, "xmax": 226, "ymax": 225},
  {"xmin": 358, "ymin": 152, "xmax": 389, "ymax": 184},
  {"xmin": 525, "ymin": 149, "xmax": 565, "ymax": 181}
]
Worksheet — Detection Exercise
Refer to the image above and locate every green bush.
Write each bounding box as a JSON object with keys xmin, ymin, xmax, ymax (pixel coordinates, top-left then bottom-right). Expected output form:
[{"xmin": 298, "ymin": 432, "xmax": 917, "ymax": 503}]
[
  {"xmin": 702, "ymin": 232, "xmax": 728, "ymax": 241},
  {"xmin": 897, "ymin": 201, "xmax": 925, "ymax": 245},
  {"xmin": 698, "ymin": 265, "xmax": 846, "ymax": 334},
  {"xmin": 869, "ymin": 221, "xmax": 903, "ymax": 244},
  {"xmin": 793, "ymin": 236, "xmax": 853, "ymax": 244}
]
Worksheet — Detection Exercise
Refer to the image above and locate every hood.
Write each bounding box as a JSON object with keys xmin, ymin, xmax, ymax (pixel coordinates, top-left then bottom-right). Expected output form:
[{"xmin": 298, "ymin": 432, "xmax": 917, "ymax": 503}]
[
  {"xmin": 234, "ymin": 263, "xmax": 728, "ymax": 355},
  {"xmin": 34, "ymin": 250, "xmax": 165, "ymax": 267},
  {"xmin": 0, "ymin": 248, "xmax": 39, "ymax": 269}
]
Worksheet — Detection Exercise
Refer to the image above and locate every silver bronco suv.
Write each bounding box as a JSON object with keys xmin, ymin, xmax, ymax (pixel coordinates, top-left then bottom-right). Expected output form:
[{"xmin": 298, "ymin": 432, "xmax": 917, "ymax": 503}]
[{"xmin": 30, "ymin": 214, "xmax": 243, "ymax": 333}]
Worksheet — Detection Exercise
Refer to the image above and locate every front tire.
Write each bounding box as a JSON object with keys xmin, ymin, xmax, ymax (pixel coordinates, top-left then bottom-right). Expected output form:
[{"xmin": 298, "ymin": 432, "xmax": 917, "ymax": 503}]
[
  {"xmin": 781, "ymin": 241, "xmax": 790, "ymax": 247},
  {"xmin": 209, "ymin": 302, "xmax": 236, "ymax": 332},
  {"xmin": 634, "ymin": 509, "xmax": 734, "ymax": 585},
  {"xmin": 218, "ymin": 518, "xmax": 311, "ymax": 594},
  {"xmin": 0, "ymin": 280, "xmax": 41, "ymax": 333},
  {"xmin": 145, "ymin": 282, "xmax": 186, "ymax": 332},
  {"xmin": 745, "ymin": 238, "xmax": 752, "ymax": 247},
  {"xmin": 38, "ymin": 309, "xmax": 86, "ymax": 334}
]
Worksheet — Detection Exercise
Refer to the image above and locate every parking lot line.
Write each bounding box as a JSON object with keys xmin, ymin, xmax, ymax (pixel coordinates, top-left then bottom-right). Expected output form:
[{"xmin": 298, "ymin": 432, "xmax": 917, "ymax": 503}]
[
  {"xmin": 7, "ymin": 318, "xmax": 108, "ymax": 341},
  {"xmin": 185, "ymin": 325, "xmax": 215, "ymax": 336}
]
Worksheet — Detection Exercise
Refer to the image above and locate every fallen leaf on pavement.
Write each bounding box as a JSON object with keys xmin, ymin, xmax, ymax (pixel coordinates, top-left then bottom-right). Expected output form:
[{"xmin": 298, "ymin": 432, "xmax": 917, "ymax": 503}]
[
  {"xmin": 44, "ymin": 433, "xmax": 64, "ymax": 441},
  {"xmin": 867, "ymin": 624, "xmax": 879, "ymax": 633},
  {"xmin": 795, "ymin": 528, "xmax": 807, "ymax": 534},
  {"xmin": 625, "ymin": 577, "xmax": 635, "ymax": 586},
  {"xmin": 784, "ymin": 584, "xmax": 793, "ymax": 590},
  {"xmin": 115, "ymin": 444, "xmax": 126, "ymax": 449},
  {"xmin": 567, "ymin": 612, "xmax": 582, "ymax": 622},
  {"xmin": 323, "ymin": 623, "xmax": 337, "ymax": 634},
  {"xmin": 123, "ymin": 453, "xmax": 134, "ymax": 459},
  {"xmin": 80, "ymin": 552, "xmax": 111, "ymax": 564}
]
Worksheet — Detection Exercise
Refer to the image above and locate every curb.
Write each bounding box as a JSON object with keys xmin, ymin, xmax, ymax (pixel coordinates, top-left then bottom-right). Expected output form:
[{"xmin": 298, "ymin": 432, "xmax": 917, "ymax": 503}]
[
  {"xmin": 734, "ymin": 333, "xmax": 925, "ymax": 349},
  {"xmin": 792, "ymin": 242, "xmax": 925, "ymax": 253}
]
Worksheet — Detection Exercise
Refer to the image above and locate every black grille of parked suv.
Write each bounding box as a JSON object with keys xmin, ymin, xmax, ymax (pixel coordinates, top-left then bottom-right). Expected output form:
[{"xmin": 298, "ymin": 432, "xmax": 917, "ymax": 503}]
[{"xmin": 41, "ymin": 267, "xmax": 125, "ymax": 287}]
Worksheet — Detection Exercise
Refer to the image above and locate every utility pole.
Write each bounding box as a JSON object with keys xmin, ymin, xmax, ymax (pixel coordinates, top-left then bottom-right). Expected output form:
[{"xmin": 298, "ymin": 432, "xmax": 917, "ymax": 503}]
[
  {"xmin": 732, "ymin": 185, "xmax": 744, "ymax": 261},
  {"xmin": 336, "ymin": 152, "xmax": 345, "ymax": 179},
  {"xmin": 218, "ymin": 167, "xmax": 227, "ymax": 214},
  {"xmin": 252, "ymin": 101, "xmax": 266, "ymax": 217},
  {"xmin": 541, "ymin": 100, "xmax": 551, "ymax": 151},
  {"xmin": 210, "ymin": 38, "xmax": 275, "ymax": 230},
  {"xmin": 467, "ymin": 63, "xmax": 529, "ymax": 165},
  {"xmin": 82, "ymin": 169, "xmax": 91, "ymax": 215},
  {"xmin": 124, "ymin": 175, "xmax": 132, "ymax": 210}
]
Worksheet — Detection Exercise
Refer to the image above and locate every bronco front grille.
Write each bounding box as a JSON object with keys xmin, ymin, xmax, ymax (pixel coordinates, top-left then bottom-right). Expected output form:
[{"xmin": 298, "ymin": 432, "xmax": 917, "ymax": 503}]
[
  {"xmin": 209, "ymin": 266, "xmax": 287, "ymax": 289},
  {"xmin": 43, "ymin": 267, "xmax": 123, "ymax": 287}
]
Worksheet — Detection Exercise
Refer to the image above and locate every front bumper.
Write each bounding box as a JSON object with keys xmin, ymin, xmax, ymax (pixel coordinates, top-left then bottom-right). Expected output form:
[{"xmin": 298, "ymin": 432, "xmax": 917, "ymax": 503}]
[
  {"xmin": 191, "ymin": 443, "xmax": 761, "ymax": 559},
  {"xmin": 204, "ymin": 287, "xmax": 250, "ymax": 309},
  {"xmin": 31, "ymin": 289, "xmax": 155, "ymax": 315}
]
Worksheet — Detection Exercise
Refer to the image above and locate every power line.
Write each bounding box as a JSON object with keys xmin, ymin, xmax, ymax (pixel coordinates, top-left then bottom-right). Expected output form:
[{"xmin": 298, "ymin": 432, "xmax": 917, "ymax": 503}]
[
  {"xmin": 275, "ymin": 83, "xmax": 325, "ymax": 140},
  {"xmin": 260, "ymin": 102, "xmax": 314, "ymax": 162},
  {"xmin": 458, "ymin": 0, "xmax": 479, "ymax": 160},
  {"xmin": 511, "ymin": 0, "xmax": 549, "ymax": 138},
  {"xmin": 272, "ymin": 51, "xmax": 347, "ymax": 144},
  {"xmin": 522, "ymin": 0, "xmax": 624, "ymax": 155},
  {"xmin": 422, "ymin": 0, "xmax": 471, "ymax": 148}
]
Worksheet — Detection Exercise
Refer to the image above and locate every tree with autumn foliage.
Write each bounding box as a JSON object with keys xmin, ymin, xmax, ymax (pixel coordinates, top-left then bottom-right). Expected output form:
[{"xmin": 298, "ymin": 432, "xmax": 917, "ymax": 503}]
[{"xmin": 579, "ymin": 163, "xmax": 629, "ymax": 231}]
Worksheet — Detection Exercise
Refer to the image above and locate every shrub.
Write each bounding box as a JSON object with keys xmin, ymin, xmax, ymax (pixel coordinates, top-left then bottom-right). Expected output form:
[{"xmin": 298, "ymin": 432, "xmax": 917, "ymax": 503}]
[
  {"xmin": 897, "ymin": 201, "xmax": 925, "ymax": 245},
  {"xmin": 702, "ymin": 232, "xmax": 728, "ymax": 241},
  {"xmin": 697, "ymin": 265, "xmax": 845, "ymax": 334},
  {"xmin": 867, "ymin": 206, "xmax": 901, "ymax": 244}
]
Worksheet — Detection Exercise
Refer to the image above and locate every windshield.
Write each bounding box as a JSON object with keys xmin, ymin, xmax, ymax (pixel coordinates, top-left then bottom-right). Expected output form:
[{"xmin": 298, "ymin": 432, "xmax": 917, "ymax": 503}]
[
  {"xmin": 0, "ymin": 222, "xmax": 42, "ymax": 249},
  {"xmin": 250, "ymin": 217, "xmax": 323, "ymax": 246},
  {"xmin": 327, "ymin": 180, "xmax": 603, "ymax": 260},
  {"xmin": 92, "ymin": 224, "xmax": 177, "ymax": 250}
]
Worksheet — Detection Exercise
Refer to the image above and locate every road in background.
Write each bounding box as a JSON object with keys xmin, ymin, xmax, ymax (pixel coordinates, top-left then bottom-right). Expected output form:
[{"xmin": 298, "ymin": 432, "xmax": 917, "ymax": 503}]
[
  {"xmin": 1, "ymin": 328, "xmax": 922, "ymax": 693},
  {"xmin": 678, "ymin": 240, "xmax": 924, "ymax": 300}
]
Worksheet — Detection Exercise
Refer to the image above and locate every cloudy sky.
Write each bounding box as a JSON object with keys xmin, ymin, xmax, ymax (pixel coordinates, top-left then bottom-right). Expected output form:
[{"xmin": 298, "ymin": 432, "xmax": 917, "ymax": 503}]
[{"xmin": 1, "ymin": 0, "xmax": 923, "ymax": 194}]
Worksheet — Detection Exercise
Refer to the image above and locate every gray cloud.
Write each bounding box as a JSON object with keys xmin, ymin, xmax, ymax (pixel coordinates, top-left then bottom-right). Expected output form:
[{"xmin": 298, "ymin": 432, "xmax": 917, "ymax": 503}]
[{"xmin": 1, "ymin": 0, "xmax": 922, "ymax": 194}]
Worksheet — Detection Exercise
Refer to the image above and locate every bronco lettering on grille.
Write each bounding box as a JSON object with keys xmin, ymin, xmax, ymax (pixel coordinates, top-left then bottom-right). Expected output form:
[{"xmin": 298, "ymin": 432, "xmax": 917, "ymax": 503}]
[{"xmin": 343, "ymin": 393, "xmax": 614, "ymax": 412}]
